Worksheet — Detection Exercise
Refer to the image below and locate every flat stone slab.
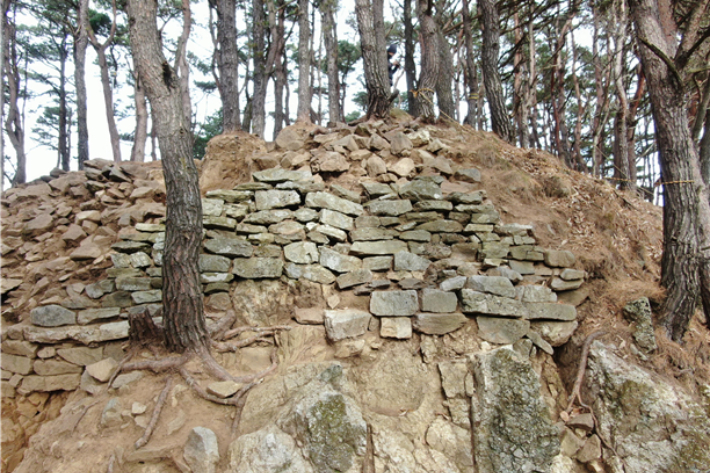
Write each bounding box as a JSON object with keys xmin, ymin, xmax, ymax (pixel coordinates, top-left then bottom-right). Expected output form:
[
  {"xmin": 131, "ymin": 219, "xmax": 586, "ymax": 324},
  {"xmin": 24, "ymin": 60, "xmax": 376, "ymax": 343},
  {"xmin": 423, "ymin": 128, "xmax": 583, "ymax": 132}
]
[
  {"xmin": 207, "ymin": 381, "xmax": 240, "ymax": 398},
  {"xmin": 319, "ymin": 209, "xmax": 354, "ymax": 230},
  {"xmin": 416, "ymin": 220, "xmax": 463, "ymax": 233},
  {"xmin": 243, "ymin": 209, "xmax": 292, "ymax": 225},
  {"xmin": 305, "ymin": 191, "xmax": 364, "ymax": 216},
  {"xmin": 232, "ymin": 258, "xmax": 283, "ymax": 279},
  {"xmin": 368, "ymin": 200, "xmax": 413, "ymax": 216},
  {"xmin": 544, "ymin": 250, "xmax": 575, "ymax": 268},
  {"xmin": 284, "ymin": 241, "xmax": 319, "ymax": 264},
  {"xmin": 77, "ymin": 307, "xmax": 121, "ymax": 325},
  {"xmin": 421, "ymin": 289, "xmax": 458, "ymax": 313},
  {"xmin": 294, "ymin": 307, "xmax": 325, "ymax": 325},
  {"xmin": 19, "ymin": 374, "xmax": 81, "ymax": 393},
  {"xmin": 253, "ymin": 168, "xmax": 311, "ymax": 182},
  {"xmin": 324, "ymin": 309, "xmax": 371, "ymax": 341},
  {"xmin": 336, "ymin": 269, "xmax": 373, "ymax": 289},
  {"xmin": 393, "ymin": 252, "xmax": 431, "ymax": 272},
  {"xmin": 30, "ymin": 305, "xmax": 76, "ymax": 327},
  {"xmin": 524, "ymin": 302, "xmax": 577, "ymax": 321},
  {"xmin": 86, "ymin": 358, "xmax": 119, "ymax": 382},
  {"xmin": 399, "ymin": 180, "xmax": 443, "ymax": 201},
  {"xmin": 413, "ymin": 312, "xmax": 467, "ymax": 335},
  {"xmin": 255, "ymin": 190, "xmax": 301, "ymax": 210},
  {"xmin": 466, "ymin": 276, "xmax": 516, "ymax": 298},
  {"xmin": 350, "ymin": 240, "xmax": 408, "ymax": 256},
  {"xmin": 380, "ymin": 318, "xmax": 412, "ymax": 339},
  {"xmin": 204, "ymin": 238, "xmax": 253, "ymax": 258},
  {"xmin": 350, "ymin": 227, "xmax": 396, "ymax": 241},
  {"xmin": 460, "ymin": 290, "xmax": 528, "ymax": 317},
  {"xmin": 370, "ymin": 290, "xmax": 419, "ymax": 316},
  {"xmin": 550, "ymin": 277, "xmax": 584, "ymax": 291},
  {"xmin": 284, "ymin": 263, "xmax": 336, "ymax": 285},
  {"xmin": 529, "ymin": 320, "xmax": 578, "ymax": 347},
  {"xmin": 476, "ymin": 316, "xmax": 530, "ymax": 344},
  {"xmin": 319, "ymin": 247, "xmax": 362, "ymax": 273}
]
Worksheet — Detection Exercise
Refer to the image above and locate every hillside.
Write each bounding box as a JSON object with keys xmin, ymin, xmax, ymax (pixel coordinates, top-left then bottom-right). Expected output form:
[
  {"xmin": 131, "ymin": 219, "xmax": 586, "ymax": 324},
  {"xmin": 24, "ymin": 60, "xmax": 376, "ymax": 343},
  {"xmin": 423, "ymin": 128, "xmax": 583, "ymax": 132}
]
[{"xmin": 2, "ymin": 116, "xmax": 710, "ymax": 473}]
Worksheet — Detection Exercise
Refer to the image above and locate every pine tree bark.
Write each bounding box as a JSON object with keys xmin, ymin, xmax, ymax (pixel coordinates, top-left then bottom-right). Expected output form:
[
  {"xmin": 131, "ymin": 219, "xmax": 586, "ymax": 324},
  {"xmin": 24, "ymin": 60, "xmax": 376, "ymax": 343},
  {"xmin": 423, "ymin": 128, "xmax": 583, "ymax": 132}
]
[
  {"xmin": 2, "ymin": 0, "xmax": 26, "ymax": 185},
  {"xmin": 320, "ymin": 0, "xmax": 340, "ymax": 124},
  {"xmin": 479, "ymin": 0, "xmax": 513, "ymax": 142},
  {"xmin": 403, "ymin": 0, "xmax": 418, "ymax": 117},
  {"xmin": 251, "ymin": 0, "xmax": 267, "ymax": 137},
  {"xmin": 74, "ymin": 0, "xmax": 89, "ymax": 168},
  {"xmin": 461, "ymin": 0, "xmax": 477, "ymax": 127},
  {"xmin": 296, "ymin": 0, "xmax": 312, "ymax": 122},
  {"xmin": 269, "ymin": 0, "xmax": 287, "ymax": 134},
  {"xmin": 211, "ymin": 0, "xmax": 241, "ymax": 132},
  {"xmin": 354, "ymin": 0, "xmax": 392, "ymax": 120},
  {"xmin": 175, "ymin": 0, "xmax": 193, "ymax": 130},
  {"xmin": 58, "ymin": 33, "xmax": 70, "ymax": 171},
  {"xmin": 87, "ymin": 0, "xmax": 121, "ymax": 163},
  {"xmin": 127, "ymin": 0, "xmax": 208, "ymax": 352},
  {"xmin": 434, "ymin": 26, "xmax": 455, "ymax": 120},
  {"xmin": 131, "ymin": 71, "xmax": 148, "ymax": 162},
  {"xmin": 629, "ymin": 0, "xmax": 710, "ymax": 341},
  {"xmin": 416, "ymin": 0, "xmax": 438, "ymax": 122}
]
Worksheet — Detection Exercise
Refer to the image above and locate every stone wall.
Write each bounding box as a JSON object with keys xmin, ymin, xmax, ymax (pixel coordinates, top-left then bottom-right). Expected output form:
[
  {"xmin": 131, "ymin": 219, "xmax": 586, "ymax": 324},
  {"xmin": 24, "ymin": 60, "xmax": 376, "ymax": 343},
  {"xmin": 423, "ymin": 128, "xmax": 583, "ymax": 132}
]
[{"xmin": 2, "ymin": 163, "xmax": 586, "ymax": 397}]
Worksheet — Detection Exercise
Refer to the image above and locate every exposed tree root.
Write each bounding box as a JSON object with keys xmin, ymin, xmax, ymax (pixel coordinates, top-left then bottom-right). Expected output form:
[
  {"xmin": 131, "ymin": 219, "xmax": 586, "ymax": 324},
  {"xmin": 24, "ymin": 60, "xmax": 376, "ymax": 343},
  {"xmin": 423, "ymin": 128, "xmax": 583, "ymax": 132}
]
[
  {"xmin": 71, "ymin": 399, "xmax": 100, "ymax": 434},
  {"xmin": 116, "ymin": 316, "xmax": 289, "ymax": 448},
  {"xmin": 209, "ymin": 310, "xmax": 238, "ymax": 340},
  {"xmin": 565, "ymin": 330, "xmax": 607, "ymax": 414},
  {"xmin": 562, "ymin": 330, "xmax": 626, "ymax": 469},
  {"xmin": 107, "ymin": 347, "xmax": 137, "ymax": 389},
  {"xmin": 136, "ymin": 375, "xmax": 174, "ymax": 449}
]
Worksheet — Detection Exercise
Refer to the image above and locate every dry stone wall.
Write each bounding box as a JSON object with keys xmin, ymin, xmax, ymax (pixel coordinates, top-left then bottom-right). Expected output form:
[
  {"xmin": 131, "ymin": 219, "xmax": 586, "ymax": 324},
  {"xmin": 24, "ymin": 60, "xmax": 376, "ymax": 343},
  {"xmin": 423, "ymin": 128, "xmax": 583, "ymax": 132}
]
[{"xmin": 3, "ymin": 157, "xmax": 586, "ymax": 397}]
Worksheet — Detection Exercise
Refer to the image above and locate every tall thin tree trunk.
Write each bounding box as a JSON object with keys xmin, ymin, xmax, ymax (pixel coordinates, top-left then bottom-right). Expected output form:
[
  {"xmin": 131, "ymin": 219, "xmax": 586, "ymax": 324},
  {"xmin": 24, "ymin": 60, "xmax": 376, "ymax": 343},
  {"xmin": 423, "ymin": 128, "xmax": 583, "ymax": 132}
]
[
  {"xmin": 59, "ymin": 33, "xmax": 70, "ymax": 171},
  {"xmin": 127, "ymin": 0, "xmax": 207, "ymax": 352},
  {"xmin": 479, "ymin": 0, "xmax": 513, "ymax": 142},
  {"xmin": 612, "ymin": 0, "xmax": 631, "ymax": 188},
  {"xmin": 211, "ymin": 0, "xmax": 241, "ymax": 132},
  {"xmin": 252, "ymin": 0, "xmax": 266, "ymax": 137},
  {"xmin": 88, "ymin": 0, "xmax": 120, "ymax": 162},
  {"xmin": 321, "ymin": 0, "xmax": 340, "ymax": 124},
  {"xmin": 434, "ymin": 26, "xmax": 455, "ymax": 120},
  {"xmin": 74, "ymin": 0, "xmax": 89, "ymax": 168},
  {"xmin": 416, "ymin": 0, "xmax": 438, "ymax": 122},
  {"xmin": 403, "ymin": 0, "xmax": 418, "ymax": 117},
  {"xmin": 272, "ymin": 1, "xmax": 287, "ymax": 134},
  {"xmin": 296, "ymin": 0, "xmax": 312, "ymax": 122},
  {"xmin": 3, "ymin": 0, "xmax": 26, "ymax": 185},
  {"xmin": 176, "ymin": 0, "xmax": 193, "ymax": 129},
  {"xmin": 354, "ymin": 0, "xmax": 392, "ymax": 120},
  {"xmin": 131, "ymin": 73, "xmax": 148, "ymax": 162},
  {"xmin": 461, "ymin": 0, "xmax": 477, "ymax": 127}
]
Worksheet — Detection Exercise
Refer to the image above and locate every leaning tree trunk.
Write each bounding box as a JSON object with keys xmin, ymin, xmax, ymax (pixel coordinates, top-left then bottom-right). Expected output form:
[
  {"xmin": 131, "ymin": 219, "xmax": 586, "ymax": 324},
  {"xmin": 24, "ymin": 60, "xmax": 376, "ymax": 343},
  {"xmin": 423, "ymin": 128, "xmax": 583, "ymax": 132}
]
[
  {"xmin": 74, "ymin": 0, "xmax": 89, "ymax": 168},
  {"xmin": 479, "ymin": 0, "xmax": 513, "ymax": 142},
  {"xmin": 3, "ymin": 0, "xmax": 26, "ymax": 185},
  {"xmin": 354, "ymin": 0, "xmax": 392, "ymax": 120},
  {"xmin": 213, "ymin": 0, "xmax": 241, "ymax": 132},
  {"xmin": 127, "ymin": 0, "xmax": 208, "ymax": 353},
  {"xmin": 88, "ymin": 0, "xmax": 120, "ymax": 162},
  {"xmin": 629, "ymin": 0, "xmax": 710, "ymax": 341},
  {"xmin": 416, "ymin": 0, "xmax": 438, "ymax": 122}
]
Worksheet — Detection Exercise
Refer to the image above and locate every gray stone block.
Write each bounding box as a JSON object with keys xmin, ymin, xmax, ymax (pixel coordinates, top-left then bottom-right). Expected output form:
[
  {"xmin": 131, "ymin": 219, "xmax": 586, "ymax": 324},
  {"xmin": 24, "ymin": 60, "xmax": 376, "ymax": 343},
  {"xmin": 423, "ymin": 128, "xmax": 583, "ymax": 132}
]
[
  {"xmin": 370, "ymin": 290, "xmax": 418, "ymax": 316},
  {"xmin": 421, "ymin": 288, "xmax": 458, "ymax": 313},
  {"xmin": 324, "ymin": 309, "xmax": 371, "ymax": 341}
]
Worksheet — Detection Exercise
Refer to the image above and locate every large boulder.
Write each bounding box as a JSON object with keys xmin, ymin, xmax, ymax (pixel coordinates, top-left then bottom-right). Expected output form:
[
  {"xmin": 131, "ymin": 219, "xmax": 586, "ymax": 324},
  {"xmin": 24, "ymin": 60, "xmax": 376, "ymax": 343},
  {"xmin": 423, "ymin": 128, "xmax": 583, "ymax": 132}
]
[
  {"xmin": 471, "ymin": 346, "xmax": 560, "ymax": 473},
  {"xmin": 586, "ymin": 342, "xmax": 710, "ymax": 472}
]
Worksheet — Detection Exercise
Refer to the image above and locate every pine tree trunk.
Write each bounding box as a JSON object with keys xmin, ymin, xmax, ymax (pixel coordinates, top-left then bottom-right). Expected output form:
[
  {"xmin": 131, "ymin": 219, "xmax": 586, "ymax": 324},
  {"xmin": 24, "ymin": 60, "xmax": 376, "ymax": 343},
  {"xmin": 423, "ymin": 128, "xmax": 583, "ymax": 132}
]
[
  {"xmin": 213, "ymin": 0, "xmax": 241, "ymax": 132},
  {"xmin": 176, "ymin": 0, "xmax": 193, "ymax": 129},
  {"xmin": 461, "ymin": 0, "xmax": 477, "ymax": 127},
  {"xmin": 321, "ymin": 0, "xmax": 340, "ymax": 124},
  {"xmin": 296, "ymin": 0, "xmax": 311, "ymax": 123},
  {"xmin": 2, "ymin": 1, "xmax": 26, "ymax": 185},
  {"xmin": 479, "ymin": 0, "xmax": 512, "ymax": 142},
  {"xmin": 74, "ymin": 0, "xmax": 89, "ymax": 168},
  {"xmin": 131, "ymin": 72, "xmax": 148, "ymax": 162},
  {"xmin": 58, "ymin": 35, "xmax": 70, "ymax": 171},
  {"xmin": 269, "ymin": 0, "xmax": 286, "ymax": 134},
  {"xmin": 251, "ymin": 0, "xmax": 266, "ymax": 137},
  {"xmin": 127, "ymin": 0, "xmax": 208, "ymax": 352},
  {"xmin": 434, "ymin": 26, "xmax": 455, "ymax": 120},
  {"xmin": 354, "ymin": 0, "xmax": 392, "ymax": 120},
  {"xmin": 629, "ymin": 0, "xmax": 710, "ymax": 341},
  {"xmin": 416, "ymin": 0, "xmax": 438, "ymax": 122},
  {"xmin": 403, "ymin": 0, "xmax": 418, "ymax": 117}
]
